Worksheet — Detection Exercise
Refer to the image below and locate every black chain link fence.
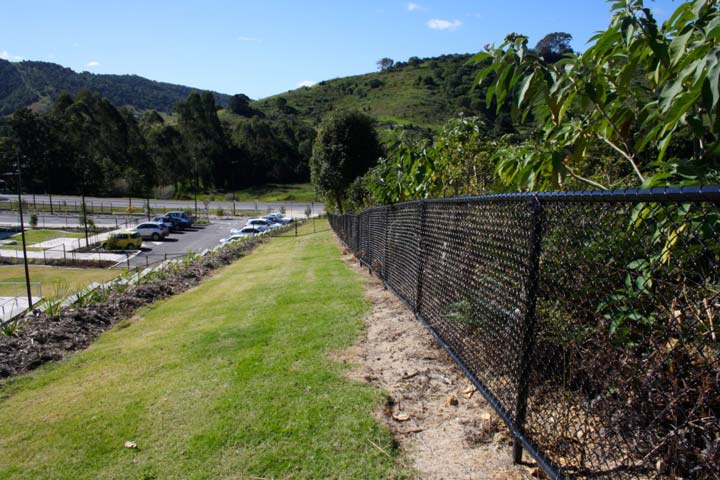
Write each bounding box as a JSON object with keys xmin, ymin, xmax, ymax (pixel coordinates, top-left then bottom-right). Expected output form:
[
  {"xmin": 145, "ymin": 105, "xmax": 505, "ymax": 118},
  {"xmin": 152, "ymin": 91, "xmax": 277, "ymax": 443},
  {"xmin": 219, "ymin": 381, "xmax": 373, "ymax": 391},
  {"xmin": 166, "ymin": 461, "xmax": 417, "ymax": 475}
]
[{"xmin": 329, "ymin": 187, "xmax": 720, "ymax": 479}]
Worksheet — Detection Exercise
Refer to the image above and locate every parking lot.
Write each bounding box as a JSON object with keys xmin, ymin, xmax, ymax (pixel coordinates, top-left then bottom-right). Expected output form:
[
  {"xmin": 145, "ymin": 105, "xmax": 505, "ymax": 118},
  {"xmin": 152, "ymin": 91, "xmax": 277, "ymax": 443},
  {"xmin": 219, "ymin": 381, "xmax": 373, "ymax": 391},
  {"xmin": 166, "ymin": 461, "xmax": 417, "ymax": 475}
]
[{"xmin": 122, "ymin": 218, "xmax": 250, "ymax": 269}]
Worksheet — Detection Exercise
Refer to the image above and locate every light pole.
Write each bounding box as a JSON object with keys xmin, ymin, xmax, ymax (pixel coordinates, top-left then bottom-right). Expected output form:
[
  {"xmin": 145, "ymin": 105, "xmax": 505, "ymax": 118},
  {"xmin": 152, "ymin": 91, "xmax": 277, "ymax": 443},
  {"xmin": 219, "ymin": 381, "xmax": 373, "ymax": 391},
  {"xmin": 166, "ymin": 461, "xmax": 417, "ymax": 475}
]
[
  {"xmin": 11, "ymin": 152, "xmax": 33, "ymax": 307},
  {"xmin": 193, "ymin": 153, "xmax": 199, "ymax": 218}
]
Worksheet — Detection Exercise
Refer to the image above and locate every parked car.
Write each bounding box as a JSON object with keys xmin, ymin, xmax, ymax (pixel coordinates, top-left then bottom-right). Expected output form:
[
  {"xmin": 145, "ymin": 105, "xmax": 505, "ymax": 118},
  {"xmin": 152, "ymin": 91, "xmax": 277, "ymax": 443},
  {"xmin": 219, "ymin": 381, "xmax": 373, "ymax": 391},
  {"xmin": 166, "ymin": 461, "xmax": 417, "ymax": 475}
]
[
  {"xmin": 220, "ymin": 227, "xmax": 263, "ymax": 245},
  {"xmin": 247, "ymin": 218, "xmax": 282, "ymax": 230},
  {"xmin": 135, "ymin": 222, "xmax": 168, "ymax": 240},
  {"xmin": 166, "ymin": 211, "xmax": 193, "ymax": 229},
  {"xmin": 264, "ymin": 213, "xmax": 293, "ymax": 224},
  {"xmin": 102, "ymin": 230, "xmax": 142, "ymax": 250},
  {"xmin": 152, "ymin": 215, "xmax": 177, "ymax": 232},
  {"xmin": 151, "ymin": 221, "xmax": 170, "ymax": 236}
]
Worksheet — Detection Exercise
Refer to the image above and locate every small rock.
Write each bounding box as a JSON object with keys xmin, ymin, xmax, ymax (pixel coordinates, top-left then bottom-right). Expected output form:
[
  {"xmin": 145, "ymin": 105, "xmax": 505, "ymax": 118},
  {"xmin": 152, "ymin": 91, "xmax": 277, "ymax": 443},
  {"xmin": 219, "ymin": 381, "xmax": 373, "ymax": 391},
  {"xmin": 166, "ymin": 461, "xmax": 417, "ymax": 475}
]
[
  {"xmin": 124, "ymin": 441, "xmax": 137, "ymax": 449},
  {"xmin": 446, "ymin": 395, "xmax": 459, "ymax": 406},
  {"xmin": 392, "ymin": 412, "xmax": 411, "ymax": 422}
]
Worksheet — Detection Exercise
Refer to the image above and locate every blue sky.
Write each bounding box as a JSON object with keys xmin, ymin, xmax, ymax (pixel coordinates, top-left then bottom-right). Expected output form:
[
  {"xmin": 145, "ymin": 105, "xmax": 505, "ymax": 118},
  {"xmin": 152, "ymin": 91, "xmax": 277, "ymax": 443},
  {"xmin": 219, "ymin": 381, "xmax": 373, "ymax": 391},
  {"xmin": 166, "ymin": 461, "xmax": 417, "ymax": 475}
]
[{"xmin": 1, "ymin": 0, "xmax": 678, "ymax": 99}]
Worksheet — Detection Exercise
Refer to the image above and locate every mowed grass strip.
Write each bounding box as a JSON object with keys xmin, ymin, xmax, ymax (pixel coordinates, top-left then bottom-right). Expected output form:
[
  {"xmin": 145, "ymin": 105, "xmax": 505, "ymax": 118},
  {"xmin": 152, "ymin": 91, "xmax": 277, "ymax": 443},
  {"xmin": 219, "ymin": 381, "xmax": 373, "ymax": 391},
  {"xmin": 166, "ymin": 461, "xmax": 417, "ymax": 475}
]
[
  {"xmin": 0, "ymin": 222, "xmax": 408, "ymax": 479},
  {"xmin": 12, "ymin": 229, "xmax": 84, "ymax": 246}
]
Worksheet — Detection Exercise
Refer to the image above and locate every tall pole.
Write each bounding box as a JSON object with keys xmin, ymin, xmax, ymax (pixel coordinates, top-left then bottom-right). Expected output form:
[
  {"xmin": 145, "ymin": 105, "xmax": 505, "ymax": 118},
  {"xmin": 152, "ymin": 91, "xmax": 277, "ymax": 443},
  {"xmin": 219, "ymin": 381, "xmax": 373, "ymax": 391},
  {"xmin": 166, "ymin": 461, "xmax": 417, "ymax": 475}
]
[
  {"xmin": 194, "ymin": 154, "xmax": 199, "ymax": 218},
  {"xmin": 81, "ymin": 163, "xmax": 89, "ymax": 247},
  {"xmin": 82, "ymin": 192, "xmax": 89, "ymax": 247},
  {"xmin": 15, "ymin": 155, "xmax": 33, "ymax": 307}
]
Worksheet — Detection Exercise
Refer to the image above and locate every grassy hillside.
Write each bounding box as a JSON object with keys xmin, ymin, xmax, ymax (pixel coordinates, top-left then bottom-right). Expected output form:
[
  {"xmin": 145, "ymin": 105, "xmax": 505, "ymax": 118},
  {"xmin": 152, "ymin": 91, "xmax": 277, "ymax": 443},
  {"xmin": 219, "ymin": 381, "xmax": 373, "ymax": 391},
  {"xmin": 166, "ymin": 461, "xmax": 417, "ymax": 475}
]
[
  {"xmin": 251, "ymin": 53, "xmax": 494, "ymax": 131},
  {"xmin": 0, "ymin": 59, "xmax": 230, "ymax": 115}
]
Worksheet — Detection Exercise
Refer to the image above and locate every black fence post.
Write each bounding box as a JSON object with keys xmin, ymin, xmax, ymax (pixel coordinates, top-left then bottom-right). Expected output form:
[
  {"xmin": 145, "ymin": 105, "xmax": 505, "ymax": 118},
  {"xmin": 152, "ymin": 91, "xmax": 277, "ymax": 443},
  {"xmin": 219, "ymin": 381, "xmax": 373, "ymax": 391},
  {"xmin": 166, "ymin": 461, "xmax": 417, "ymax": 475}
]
[
  {"xmin": 512, "ymin": 196, "xmax": 544, "ymax": 464},
  {"xmin": 382, "ymin": 206, "xmax": 390, "ymax": 285},
  {"xmin": 414, "ymin": 200, "xmax": 428, "ymax": 313}
]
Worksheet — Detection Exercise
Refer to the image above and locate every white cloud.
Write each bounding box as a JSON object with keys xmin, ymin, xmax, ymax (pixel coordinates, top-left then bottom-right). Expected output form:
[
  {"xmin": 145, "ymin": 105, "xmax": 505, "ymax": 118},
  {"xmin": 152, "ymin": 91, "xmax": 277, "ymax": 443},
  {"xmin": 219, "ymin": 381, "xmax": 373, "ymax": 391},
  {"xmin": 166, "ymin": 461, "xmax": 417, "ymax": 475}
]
[
  {"xmin": 407, "ymin": 2, "xmax": 421, "ymax": 11},
  {"xmin": 1, "ymin": 50, "xmax": 23, "ymax": 62},
  {"xmin": 85, "ymin": 60, "xmax": 100, "ymax": 67},
  {"xmin": 238, "ymin": 36, "xmax": 260, "ymax": 42},
  {"xmin": 296, "ymin": 80, "xmax": 317, "ymax": 88},
  {"xmin": 427, "ymin": 18, "xmax": 462, "ymax": 31}
]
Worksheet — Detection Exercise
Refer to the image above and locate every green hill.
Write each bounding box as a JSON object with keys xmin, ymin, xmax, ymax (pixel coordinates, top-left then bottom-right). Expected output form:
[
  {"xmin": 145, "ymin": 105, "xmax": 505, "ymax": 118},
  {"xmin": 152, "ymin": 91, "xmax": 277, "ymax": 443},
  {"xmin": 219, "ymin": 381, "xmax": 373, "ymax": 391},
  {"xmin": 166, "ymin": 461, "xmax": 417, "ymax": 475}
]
[
  {"xmin": 250, "ymin": 53, "xmax": 498, "ymax": 131},
  {"xmin": 2, "ymin": 53, "xmax": 500, "ymax": 134},
  {"xmin": 0, "ymin": 59, "xmax": 230, "ymax": 115}
]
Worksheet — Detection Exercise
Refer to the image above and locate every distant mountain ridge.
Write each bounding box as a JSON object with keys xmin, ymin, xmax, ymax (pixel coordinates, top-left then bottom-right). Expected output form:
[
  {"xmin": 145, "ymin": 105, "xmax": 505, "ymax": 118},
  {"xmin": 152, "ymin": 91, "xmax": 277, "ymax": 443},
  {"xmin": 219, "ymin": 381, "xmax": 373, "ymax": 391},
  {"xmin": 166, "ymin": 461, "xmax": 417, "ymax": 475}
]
[{"xmin": 0, "ymin": 59, "xmax": 230, "ymax": 115}]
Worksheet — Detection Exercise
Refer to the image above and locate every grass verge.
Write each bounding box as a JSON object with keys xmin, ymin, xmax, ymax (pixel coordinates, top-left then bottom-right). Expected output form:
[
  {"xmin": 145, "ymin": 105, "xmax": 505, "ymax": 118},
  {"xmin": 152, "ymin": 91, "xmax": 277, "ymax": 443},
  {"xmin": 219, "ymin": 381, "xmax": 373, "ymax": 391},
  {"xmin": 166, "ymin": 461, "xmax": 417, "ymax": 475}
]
[
  {"xmin": 11, "ymin": 229, "xmax": 83, "ymax": 246},
  {"xmin": 0, "ymin": 265, "xmax": 121, "ymax": 297},
  {"xmin": 0, "ymin": 221, "xmax": 408, "ymax": 479}
]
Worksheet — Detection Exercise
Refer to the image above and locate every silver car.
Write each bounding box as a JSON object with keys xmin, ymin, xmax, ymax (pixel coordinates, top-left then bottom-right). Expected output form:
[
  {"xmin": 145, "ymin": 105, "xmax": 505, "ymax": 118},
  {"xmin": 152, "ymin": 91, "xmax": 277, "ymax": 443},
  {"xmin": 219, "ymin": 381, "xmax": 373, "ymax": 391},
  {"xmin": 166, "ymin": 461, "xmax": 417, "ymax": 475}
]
[{"xmin": 135, "ymin": 222, "xmax": 168, "ymax": 240}]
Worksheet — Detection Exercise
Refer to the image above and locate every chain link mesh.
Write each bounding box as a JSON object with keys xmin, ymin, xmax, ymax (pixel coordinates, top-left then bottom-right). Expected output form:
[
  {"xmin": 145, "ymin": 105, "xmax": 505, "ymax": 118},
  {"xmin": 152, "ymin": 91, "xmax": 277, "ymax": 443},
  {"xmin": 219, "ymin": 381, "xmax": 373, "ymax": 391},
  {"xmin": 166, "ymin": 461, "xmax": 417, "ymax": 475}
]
[{"xmin": 329, "ymin": 188, "xmax": 720, "ymax": 479}]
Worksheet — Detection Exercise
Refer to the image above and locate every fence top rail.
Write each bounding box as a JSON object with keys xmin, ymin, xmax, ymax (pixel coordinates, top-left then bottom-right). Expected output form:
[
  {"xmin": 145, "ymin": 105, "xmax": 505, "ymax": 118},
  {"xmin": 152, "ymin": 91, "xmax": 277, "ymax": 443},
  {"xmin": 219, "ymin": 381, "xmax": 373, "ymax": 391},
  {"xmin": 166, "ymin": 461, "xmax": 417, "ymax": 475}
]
[{"xmin": 342, "ymin": 186, "xmax": 720, "ymax": 212}]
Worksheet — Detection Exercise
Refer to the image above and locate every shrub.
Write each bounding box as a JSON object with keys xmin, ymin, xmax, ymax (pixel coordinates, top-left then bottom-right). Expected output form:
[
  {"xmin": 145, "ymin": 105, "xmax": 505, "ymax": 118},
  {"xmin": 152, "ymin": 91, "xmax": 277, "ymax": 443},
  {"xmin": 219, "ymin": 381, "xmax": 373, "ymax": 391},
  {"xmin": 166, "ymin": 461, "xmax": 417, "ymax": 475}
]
[{"xmin": 29, "ymin": 213, "xmax": 38, "ymax": 228}]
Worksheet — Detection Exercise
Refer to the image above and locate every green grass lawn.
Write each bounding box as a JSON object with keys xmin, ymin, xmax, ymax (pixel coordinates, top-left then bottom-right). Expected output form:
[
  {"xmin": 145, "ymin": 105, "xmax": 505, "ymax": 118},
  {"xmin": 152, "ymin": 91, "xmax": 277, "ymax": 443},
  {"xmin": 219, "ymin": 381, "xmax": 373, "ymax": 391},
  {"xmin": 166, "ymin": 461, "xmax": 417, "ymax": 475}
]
[
  {"xmin": 10, "ymin": 229, "xmax": 83, "ymax": 246},
  {"xmin": 231, "ymin": 183, "xmax": 316, "ymax": 203},
  {"xmin": 0, "ymin": 221, "xmax": 408, "ymax": 479},
  {"xmin": 189, "ymin": 183, "xmax": 317, "ymax": 204},
  {"xmin": 0, "ymin": 265, "xmax": 121, "ymax": 297}
]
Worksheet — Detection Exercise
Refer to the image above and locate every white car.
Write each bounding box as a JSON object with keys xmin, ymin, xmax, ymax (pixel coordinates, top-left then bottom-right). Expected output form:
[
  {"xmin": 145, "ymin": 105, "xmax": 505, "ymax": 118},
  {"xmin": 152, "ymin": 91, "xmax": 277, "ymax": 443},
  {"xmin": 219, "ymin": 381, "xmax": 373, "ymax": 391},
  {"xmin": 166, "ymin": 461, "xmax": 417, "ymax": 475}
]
[
  {"xmin": 220, "ymin": 227, "xmax": 263, "ymax": 245},
  {"xmin": 241, "ymin": 218, "xmax": 281, "ymax": 232},
  {"xmin": 134, "ymin": 222, "xmax": 167, "ymax": 240}
]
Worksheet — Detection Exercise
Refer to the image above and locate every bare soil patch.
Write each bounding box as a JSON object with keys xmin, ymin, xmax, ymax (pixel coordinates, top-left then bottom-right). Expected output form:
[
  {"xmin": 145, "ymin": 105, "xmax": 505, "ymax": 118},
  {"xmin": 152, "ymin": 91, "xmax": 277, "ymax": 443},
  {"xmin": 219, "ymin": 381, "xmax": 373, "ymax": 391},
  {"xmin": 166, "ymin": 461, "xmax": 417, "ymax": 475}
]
[{"xmin": 333, "ymin": 248, "xmax": 536, "ymax": 480}]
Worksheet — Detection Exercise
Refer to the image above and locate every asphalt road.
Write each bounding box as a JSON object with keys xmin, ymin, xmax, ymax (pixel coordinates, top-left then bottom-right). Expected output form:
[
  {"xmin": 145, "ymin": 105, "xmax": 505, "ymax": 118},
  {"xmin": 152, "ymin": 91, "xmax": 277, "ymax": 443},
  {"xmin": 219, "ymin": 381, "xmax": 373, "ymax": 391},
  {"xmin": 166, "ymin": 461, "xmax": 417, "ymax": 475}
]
[
  {"xmin": 120, "ymin": 218, "xmax": 247, "ymax": 269},
  {"xmin": 0, "ymin": 194, "xmax": 325, "ymax": 218}
]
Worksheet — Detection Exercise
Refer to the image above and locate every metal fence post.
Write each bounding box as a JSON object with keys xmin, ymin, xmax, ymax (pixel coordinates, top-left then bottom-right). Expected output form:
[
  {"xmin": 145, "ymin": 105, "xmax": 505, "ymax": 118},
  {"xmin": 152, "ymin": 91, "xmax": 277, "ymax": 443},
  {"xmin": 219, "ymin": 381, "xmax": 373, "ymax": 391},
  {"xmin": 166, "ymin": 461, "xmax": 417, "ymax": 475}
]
[
  {"xmin": 512, "ymin": 196, "xmax": 545, "ymax": 464},
  {"xmin": 414, "ymin": 200, "xmax": 428, "ymax": 313},
  {"xmin": 382, "ymin": 206, "xmax": 390, "ymax": 286}
]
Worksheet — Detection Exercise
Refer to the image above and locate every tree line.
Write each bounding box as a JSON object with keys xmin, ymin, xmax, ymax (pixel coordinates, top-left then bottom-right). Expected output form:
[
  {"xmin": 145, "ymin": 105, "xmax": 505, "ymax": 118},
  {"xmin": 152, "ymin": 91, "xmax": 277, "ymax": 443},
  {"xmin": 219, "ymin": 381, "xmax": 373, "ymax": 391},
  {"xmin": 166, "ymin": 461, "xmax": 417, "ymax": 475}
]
[{"xmin": 0, "ymin": 90, "xmax": 315, "ymax": 198}]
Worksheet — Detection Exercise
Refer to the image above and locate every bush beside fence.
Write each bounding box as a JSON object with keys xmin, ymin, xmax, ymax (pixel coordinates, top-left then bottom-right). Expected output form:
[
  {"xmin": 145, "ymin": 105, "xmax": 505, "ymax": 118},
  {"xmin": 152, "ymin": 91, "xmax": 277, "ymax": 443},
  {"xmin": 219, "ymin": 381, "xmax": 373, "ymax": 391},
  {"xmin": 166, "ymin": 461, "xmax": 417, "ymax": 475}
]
[{"xmin": 330, "ymin": 186, "xmax": 720, "ymax": 479}]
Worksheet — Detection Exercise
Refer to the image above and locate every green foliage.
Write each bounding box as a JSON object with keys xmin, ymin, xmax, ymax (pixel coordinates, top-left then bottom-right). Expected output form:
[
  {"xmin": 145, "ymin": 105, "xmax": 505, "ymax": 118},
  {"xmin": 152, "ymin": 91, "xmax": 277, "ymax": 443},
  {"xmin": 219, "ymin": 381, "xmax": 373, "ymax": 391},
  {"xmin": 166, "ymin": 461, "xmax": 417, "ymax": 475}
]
[
  {"xmin": 72, "ymin": 285, "xmax": 110, "ymax": 308},
  {"xmin": 310, "ymin": 111, "xmax": 382, "ymax": 212},
  {"xmin": 28, "ymin": 213, "xmax": 37, "ymax": 228},
  {"xmin": 42, "ymin": 281, "xmax": 72, "ymax": 318},
  {"xmin": 0, "ymin": 320, "xmax": 19, "ymax": 337},
  {"xmin": 475, "ymin": 0, "xmax": 720, "ymax": 191},
  {"xmin": 533, "ymin": 32, "xmax": 574, "ymax": 63},
  {"xmin": 366, "ymin": 116, "xmax": 500, "ymax": 204},
  {"xmin": 377, "ymin": 57, "xmax": 394, "ymax": 71},
  {"xmin": 227, "ymin": 93, "xmax": 262, "ymax": 117},
  {"xmin": 230, "ymin": 116, "xmax": 315, "ymax": 186}
]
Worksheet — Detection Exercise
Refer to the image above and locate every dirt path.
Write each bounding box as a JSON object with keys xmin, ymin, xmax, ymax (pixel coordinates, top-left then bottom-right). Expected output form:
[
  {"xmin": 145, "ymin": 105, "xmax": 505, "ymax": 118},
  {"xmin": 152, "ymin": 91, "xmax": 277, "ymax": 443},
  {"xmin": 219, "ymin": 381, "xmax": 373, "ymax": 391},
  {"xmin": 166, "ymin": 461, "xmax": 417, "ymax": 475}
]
[{"xmin": 333, "ymin": 249, "xmax": 535, "ymax": 479}]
